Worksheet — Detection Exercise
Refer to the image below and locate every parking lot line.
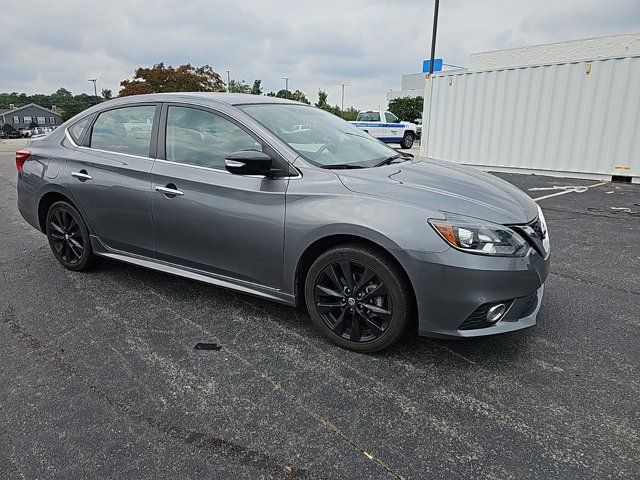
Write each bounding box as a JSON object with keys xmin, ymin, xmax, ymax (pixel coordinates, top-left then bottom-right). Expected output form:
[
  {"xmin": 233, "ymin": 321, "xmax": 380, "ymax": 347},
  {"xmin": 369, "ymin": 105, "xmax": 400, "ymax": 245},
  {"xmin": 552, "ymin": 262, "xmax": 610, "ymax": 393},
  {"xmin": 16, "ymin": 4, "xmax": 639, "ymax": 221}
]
[{"xmin": 532, "ymin": 181, "xmax": 609, "ymax": 202}]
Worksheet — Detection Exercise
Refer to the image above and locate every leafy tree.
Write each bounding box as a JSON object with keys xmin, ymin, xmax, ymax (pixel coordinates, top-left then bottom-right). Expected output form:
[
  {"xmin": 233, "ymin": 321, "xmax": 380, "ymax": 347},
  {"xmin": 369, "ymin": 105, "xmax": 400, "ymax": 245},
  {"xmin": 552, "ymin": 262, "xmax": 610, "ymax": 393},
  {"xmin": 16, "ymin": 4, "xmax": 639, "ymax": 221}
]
[
  {"xmin": 250, "ymin": 79, "xmax": 263, "ymax": 95},
  {"xmin": 102, "ymin": 89, "xmax": 113, "ymax": 100},
  {"xmin": 29, "ymin": 121, "xmax": 39, "ymax": 129},
  {"xmin": 315, "ymin": 89, "xmax": 329, "ymax": 108},
  {"xmin": 266, "ymin": 91, "xmax": 276, "ymax": 97},
  {"xmin": 2, "ymin": 123, "xmax": 16, "ymax": 135},
  {"xmin": 314, "ymin": 89, "xmax": 342, "ymax": 117},
  {"xmin": 388, "ymin": 96, "xmax": 423, "ymax": 123},
  {"xmin": 228, "ymin": 79, "xmax": 251, "ymax": 94},
  {"xmin": 119, "ymin": 63, "xmax": 225, "ymax": 96},
  {"xmin": 341, "ymin": 106, "xmax": 359, "ymax": 121},
  {"xmin": 289, "ymin": 90, "xmax": 310, "ymax": 104}
]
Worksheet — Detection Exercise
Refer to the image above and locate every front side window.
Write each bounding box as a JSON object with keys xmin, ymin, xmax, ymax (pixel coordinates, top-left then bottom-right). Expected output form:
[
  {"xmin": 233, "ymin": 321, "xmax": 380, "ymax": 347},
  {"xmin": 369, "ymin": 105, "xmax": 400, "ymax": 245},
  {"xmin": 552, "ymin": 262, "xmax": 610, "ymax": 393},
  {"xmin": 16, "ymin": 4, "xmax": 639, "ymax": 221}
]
[
  {"xmin": 166, "ymin": 106, "xmax": 261, "ymax": 170},
  {"xmin": 239, "ymin": 104, "xmax": 399, "ymax": 168},
  {"xmin": 13, "ymin": 116, "xmax": 19, "ymax": 124},
  {"xmin": 90, "ymin": 105, "xmax": 156, "ymax": 157},
  {"xmin": 49, "ymin": 117, "xmax": 56, "ymax": 124},
  {"xmin": 385, "ymin": 112, "xmax": 399, "ymax": 124},
  {"xmin": 356, "ymin": 112, "xmax": 381, "ymax": 122},
  {"xmin": 23, "ymin": 116, "xmax": 32, "ymax": 124},
  {"xmin": 37, "ymin": 117, "xmax": 46, "ymax": 124}
]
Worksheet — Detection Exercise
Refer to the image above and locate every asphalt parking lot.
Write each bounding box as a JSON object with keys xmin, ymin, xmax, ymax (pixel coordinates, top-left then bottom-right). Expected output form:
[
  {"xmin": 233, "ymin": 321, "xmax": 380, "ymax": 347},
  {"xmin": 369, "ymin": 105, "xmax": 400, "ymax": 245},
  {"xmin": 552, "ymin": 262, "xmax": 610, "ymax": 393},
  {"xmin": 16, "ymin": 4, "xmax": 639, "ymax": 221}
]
[{"xmin": 0, "ymin": 138, "xmax": 638, "ymax": 479}]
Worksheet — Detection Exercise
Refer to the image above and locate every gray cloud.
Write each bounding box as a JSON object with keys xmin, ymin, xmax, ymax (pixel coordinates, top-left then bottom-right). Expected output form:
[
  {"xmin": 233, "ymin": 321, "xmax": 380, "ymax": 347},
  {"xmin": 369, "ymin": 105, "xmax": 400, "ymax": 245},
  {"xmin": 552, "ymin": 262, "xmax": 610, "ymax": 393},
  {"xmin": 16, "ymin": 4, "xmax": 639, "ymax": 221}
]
[{"xmin": 0, "ymin": 0, "xmax": 638, "ymax": 109}]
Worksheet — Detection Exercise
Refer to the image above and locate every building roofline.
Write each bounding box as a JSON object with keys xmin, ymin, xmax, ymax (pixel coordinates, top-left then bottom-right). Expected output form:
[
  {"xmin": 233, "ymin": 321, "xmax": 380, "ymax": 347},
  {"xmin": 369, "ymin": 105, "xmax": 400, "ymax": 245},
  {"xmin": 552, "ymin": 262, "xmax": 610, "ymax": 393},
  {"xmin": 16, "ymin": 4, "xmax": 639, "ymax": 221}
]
[
  {"xmin": 0, "ymin": 103, "xmax": 62, "ymax": 116},
  {"xmin": 469, "ymin": 32, "xmax": 640, "ymax": 57}
]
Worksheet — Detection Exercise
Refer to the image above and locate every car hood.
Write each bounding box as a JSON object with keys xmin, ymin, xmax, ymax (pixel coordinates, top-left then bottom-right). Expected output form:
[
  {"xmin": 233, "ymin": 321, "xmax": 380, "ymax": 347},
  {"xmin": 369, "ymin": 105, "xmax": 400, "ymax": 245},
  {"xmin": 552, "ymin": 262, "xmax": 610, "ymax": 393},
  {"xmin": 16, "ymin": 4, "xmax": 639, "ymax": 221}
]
[{"xmin": 335, "ymin": 158, "xmax": 538, "ymax": 224}]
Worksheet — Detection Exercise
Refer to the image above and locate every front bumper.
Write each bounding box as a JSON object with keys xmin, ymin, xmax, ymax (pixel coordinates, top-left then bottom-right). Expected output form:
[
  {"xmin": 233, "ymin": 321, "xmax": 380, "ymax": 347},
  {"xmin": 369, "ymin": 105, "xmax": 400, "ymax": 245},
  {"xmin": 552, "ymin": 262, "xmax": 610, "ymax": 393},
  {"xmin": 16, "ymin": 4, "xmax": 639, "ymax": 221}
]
[{"xmin": 392, "ymin": 246, "xmax": 550, "ymax": 338}]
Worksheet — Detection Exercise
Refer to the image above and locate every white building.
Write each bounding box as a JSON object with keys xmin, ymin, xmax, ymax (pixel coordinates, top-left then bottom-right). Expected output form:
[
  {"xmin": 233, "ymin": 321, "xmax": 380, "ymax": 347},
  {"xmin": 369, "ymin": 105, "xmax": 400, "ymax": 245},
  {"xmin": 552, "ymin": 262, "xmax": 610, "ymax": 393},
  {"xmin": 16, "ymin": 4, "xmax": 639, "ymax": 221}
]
[{"xmin": 419, "ymin": 33, "xmax": 640, "ymax": 183}]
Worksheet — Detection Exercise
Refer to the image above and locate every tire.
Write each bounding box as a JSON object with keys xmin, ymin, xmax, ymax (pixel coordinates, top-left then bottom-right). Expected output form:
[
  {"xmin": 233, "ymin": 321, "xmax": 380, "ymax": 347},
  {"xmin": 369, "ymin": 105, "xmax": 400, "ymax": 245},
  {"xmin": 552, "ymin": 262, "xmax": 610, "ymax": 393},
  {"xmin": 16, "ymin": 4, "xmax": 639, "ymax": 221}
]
[
  {"xmin": 400, "ymin": 131, "xmax": 414, "ymax": 149},
  {"xmin": 45, "ymin": 201, "xmax": 100, "ymax": 271},
  {"xmin": 305, "ymin": 244, "xmax": 411, "ymax": 353}
]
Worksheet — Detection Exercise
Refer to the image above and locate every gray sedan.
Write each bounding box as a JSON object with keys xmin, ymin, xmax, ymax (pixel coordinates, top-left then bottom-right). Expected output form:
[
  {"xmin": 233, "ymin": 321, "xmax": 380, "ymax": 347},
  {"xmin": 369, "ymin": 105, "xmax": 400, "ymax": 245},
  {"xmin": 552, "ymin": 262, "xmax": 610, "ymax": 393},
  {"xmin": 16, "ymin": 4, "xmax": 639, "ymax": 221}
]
[{"xmin": 16, "ymin": 93, "xmax": 550, "ymax": 352}]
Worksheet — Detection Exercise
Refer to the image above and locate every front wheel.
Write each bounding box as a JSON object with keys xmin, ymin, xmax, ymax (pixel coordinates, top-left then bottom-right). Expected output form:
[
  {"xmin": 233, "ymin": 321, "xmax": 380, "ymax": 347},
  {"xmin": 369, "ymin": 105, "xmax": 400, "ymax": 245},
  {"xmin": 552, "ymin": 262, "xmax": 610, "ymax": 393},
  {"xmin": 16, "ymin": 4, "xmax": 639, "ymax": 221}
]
[
  {"xmin": 305, "ymin": 245, "xmax": 411, "ymax": 352},
  {"xmin": 400, "ymin": 131, "xmax": 415, "ymax": 149}
]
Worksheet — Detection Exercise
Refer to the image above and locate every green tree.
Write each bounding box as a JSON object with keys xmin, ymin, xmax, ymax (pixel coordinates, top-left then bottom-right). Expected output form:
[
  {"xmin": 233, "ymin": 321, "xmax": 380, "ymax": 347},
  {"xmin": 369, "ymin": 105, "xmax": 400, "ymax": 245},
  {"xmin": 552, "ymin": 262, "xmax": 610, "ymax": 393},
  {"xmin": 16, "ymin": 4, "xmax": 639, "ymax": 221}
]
[
  {"xmin": 101, "ymin": 89, "xmax": 113, "ymax": 100},
  {"xmin": 228, "ymin": 79, "xmax": 251, "ymax": 94},
  {"xmin": 250, "ymin": 79, "xmax": 263, "ymax": 95},
  {"xmin": 388, "ymin": 96, "xmax": 423, "ymax": 123},
  {"xmin": 2, "ymin": 123, "xmax": 17, "ymax": 135},
  {"xmin": 314, "ymin": 89, "xmax": 342, "ymax": 116},
  {"xmin": 29, "ymin": 121, "xmax": 39, "ymax": 129},
  {"xmin": 341, "ymin": 106, "xmax": 359, "ymax": 121},
  {"xmin": 119, "ymin": 63, "xmax": 225, "ymax": 96},
  {"xmin": 289, "ymin": 90, "xmax": 310, "ymax": 104}
]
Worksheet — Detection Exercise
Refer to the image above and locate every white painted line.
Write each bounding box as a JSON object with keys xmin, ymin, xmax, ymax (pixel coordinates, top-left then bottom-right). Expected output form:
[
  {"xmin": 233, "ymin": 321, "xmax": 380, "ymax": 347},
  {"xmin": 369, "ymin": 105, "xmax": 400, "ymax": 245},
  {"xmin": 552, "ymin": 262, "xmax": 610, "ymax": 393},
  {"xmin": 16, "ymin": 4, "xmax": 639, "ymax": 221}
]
[{"xmin": 533, "ymin": 181, "xmax": 609, "ymax": 202}]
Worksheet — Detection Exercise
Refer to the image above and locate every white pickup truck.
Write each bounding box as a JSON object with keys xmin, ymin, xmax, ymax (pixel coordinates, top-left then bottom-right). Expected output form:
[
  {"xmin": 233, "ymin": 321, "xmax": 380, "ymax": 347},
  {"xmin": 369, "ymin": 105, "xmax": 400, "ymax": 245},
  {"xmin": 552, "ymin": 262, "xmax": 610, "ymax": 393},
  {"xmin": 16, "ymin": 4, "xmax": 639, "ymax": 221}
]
[{"xmin": 350, "ymin": 110, "xmax": 418, "ymax": 149}]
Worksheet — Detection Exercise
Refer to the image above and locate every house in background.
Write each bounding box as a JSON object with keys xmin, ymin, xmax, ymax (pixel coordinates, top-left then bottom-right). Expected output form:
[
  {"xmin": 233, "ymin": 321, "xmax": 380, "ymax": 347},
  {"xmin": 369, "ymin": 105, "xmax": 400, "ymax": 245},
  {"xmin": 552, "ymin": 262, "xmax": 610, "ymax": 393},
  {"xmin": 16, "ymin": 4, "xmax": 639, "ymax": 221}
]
[{"xmin": 0, "ymin": 103, "xmax": 63, "ymax": 131}]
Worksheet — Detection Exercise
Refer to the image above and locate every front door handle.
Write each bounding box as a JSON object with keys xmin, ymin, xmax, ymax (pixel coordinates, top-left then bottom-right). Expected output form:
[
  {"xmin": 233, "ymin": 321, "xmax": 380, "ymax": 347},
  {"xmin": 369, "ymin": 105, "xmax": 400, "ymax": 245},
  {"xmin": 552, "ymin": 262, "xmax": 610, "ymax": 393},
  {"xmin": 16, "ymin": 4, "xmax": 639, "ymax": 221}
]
[
  {"xmin": 155, "ymin": 185, "xmax": 184, "ymax": 197},
  {"xmin": 71, "ymin": 170, "xmax": 93, "ymax": 181}
]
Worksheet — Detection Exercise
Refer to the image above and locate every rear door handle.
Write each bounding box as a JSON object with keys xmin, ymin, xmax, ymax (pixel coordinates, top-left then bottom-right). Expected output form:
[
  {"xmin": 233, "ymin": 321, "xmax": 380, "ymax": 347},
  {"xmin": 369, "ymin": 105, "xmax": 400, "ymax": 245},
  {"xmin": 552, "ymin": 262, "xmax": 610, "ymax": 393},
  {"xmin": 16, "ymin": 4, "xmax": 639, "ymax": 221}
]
[
  {"xmin": 71, "ymin": 170, "xmax": 93, "ymax": 181},
  {"xmin": 155, "ymin": 185, "xmax": 184, "ymax": 197}
]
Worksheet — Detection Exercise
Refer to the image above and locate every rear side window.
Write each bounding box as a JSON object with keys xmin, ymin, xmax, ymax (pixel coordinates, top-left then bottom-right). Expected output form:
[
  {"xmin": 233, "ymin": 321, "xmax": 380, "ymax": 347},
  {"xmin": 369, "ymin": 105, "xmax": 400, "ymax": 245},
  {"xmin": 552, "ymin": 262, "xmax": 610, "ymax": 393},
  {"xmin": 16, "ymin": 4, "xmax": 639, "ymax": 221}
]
[
  {"xmin": 90, "ymin": 106, "xmax": 156, "ymax": 157},
  {"xmin": 68, "ymin": 117, "xmax": 90, "ymax": 144},
  {"xmin": 166, "ymin": 106, "xmax": 261, "ymax": 170},
  {"xmin": 356, "ymin": 112, "xmax": 381, "ymax": 122}
]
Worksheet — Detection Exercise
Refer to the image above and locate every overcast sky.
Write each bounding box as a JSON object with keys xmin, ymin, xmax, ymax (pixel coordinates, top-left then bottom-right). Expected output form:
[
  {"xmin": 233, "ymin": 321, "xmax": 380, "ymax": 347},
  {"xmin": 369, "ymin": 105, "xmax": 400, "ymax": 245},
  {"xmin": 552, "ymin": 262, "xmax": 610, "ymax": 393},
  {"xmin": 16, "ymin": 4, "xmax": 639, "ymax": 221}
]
[{"xmin": 1, "ymin": 0, "xmax": 638, "ymax": 109}]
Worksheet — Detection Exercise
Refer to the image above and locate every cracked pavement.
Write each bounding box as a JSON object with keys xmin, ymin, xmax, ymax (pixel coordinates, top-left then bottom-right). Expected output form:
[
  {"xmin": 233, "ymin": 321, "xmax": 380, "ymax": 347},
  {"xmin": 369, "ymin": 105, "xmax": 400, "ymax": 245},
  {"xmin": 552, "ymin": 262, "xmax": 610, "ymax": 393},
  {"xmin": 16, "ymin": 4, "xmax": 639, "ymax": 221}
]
[{"xmin": 0, "ymin": 139, "xmax": 639, "ymax": 479}]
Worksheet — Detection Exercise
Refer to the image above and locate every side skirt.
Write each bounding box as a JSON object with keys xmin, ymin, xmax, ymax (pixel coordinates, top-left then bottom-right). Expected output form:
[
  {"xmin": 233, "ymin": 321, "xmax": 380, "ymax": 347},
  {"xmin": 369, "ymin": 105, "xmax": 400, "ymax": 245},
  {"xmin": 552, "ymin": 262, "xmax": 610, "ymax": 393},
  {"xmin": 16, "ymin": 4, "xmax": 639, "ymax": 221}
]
[{"xmin": 90, "ymin": 235, "xmax": 296, "ymax": 306}]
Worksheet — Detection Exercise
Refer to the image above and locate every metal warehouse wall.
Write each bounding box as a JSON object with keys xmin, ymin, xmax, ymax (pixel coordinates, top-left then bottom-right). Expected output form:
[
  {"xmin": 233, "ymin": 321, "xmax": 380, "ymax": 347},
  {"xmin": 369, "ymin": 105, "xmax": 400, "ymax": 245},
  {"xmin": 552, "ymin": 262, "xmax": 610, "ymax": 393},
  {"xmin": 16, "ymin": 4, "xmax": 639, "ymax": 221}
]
[{"xmin": 420, "ymin": 55, "xmax": 640, "ymax": 182}]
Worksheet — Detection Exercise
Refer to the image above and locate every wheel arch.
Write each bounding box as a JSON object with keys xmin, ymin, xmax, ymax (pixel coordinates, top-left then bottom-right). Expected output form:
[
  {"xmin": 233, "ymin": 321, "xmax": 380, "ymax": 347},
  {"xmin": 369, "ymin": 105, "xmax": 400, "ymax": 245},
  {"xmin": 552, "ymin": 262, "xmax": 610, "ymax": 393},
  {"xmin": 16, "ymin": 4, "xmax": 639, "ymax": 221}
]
[
  {"xmin": 293, "ymin": 234, "xmax": 417, "ymax": 329},
  {"xmin": 37, "ymin": 189, "xmax": 79, "ymax": 233}
]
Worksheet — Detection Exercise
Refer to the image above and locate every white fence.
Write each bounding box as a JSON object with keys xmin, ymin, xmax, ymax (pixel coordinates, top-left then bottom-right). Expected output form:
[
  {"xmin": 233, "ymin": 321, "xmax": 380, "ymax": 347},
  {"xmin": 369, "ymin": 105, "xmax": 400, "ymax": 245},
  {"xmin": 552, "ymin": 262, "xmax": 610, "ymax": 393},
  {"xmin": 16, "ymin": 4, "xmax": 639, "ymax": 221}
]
[{"xmin": 420, "ymin": 54, "xmax": 640, "ymax": 183}]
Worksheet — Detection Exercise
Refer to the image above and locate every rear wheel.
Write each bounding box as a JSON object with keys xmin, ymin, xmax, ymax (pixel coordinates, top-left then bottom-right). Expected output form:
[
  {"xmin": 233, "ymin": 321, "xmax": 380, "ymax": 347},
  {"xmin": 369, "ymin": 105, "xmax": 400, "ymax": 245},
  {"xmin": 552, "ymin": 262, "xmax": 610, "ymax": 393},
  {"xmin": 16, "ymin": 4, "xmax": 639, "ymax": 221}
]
[
  {"xmin": 305, "ymin": 244, "xmax": 410, "ymax": 352},
  {"xmin": 46, "ymin": 201, "xmax": 99, "ymax": 271},
  {"xmin": 400, "ymin": 131, "xmax": 415, "ymax": 149}
]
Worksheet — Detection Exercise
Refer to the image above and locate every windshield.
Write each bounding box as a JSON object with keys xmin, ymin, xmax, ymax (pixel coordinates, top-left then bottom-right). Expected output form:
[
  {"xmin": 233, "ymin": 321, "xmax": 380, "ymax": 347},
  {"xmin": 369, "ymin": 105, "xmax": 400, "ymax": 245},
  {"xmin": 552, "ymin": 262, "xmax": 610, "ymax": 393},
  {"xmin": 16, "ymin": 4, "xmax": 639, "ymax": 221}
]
[{"xmin": 238, "ymin": 104, "xmax": 400, "ymax": 168}]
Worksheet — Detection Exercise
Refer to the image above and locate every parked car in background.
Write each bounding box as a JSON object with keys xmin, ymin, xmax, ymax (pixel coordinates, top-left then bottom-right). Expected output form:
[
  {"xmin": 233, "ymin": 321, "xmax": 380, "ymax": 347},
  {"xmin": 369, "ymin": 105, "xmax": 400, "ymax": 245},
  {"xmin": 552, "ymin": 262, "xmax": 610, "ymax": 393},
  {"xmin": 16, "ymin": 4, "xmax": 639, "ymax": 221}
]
[
  {"xmin": 350, "ymin": 110, "xmax": 418, "ymax": 149},
  {"xmin": 16, "ymin": 93, "xmax": 550, "ymax": 352}
]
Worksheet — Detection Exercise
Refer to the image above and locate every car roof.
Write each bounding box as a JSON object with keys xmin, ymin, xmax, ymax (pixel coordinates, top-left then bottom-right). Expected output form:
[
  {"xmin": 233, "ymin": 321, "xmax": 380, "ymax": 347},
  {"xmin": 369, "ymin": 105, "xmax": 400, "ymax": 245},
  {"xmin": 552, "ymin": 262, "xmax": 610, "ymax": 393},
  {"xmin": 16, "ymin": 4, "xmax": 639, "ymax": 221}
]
[{"xmin": 97, "ymin": 92, "xmax": 306, "ymax": 107}]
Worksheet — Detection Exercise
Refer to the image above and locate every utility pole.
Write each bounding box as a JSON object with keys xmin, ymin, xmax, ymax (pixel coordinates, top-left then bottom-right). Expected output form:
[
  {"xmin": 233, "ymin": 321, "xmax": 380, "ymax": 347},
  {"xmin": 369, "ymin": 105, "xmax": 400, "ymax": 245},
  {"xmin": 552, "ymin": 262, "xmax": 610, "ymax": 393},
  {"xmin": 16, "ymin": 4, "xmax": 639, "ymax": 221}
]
[
  {"xmin": 339, "ymin": 83, "xmax": 347, "ymax": 112},
  {"xmin": 88, "ymin": 78, "xmax": 98, "ymax": 103},
  {"xmin": 282, "ymin": 77, "xmax": 289, "ymax": 99},
  {"xmin": 428, "ymin": 0, "xmax": 440, "ymax": 75},
  {"xmin": 226, "ymin": 70, "xmax": 231, "ymax": 92}
]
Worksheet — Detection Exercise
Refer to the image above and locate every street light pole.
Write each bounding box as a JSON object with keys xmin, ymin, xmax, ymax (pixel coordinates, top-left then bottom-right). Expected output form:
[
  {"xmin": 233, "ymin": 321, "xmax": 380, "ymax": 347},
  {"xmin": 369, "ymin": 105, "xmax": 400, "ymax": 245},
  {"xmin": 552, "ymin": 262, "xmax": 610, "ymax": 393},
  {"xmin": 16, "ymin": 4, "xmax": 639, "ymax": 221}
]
[
  {"xmin": 339, "ymin": 83, "xmax": 347, "ymax": 112},
  {"xmin": 226, "ymin": 70, "xmax": 231, "ymax": 92},
  {"xmin": 282, "ymin": 77, "xmax": 289, "ymax": 99},
  {"xmin": 88, "ymin": 78, "xmax": 98, "ymax": 103},
  {"xmin": 428, "ymin": 0, "xmax": 440, "ymax": 75}
]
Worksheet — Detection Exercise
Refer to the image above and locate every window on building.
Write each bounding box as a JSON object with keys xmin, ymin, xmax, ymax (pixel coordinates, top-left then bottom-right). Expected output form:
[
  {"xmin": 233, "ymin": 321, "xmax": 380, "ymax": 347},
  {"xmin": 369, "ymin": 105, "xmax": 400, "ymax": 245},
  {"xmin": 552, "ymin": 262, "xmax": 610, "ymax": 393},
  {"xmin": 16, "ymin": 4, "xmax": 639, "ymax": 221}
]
[
  {"xmin": 49, "ymin": 117, "xmax": 56, "ymax": 124},
  {"xmin": 37, "ymin": 117, "xmax": 46, "ymax": 125},
  {"xmin": 23, "ymin": 116, "xmax": 32, "ymax": 124},
  {"xmin": 13, "ymin": 116, "xmax": 19, "ymax": 124}
]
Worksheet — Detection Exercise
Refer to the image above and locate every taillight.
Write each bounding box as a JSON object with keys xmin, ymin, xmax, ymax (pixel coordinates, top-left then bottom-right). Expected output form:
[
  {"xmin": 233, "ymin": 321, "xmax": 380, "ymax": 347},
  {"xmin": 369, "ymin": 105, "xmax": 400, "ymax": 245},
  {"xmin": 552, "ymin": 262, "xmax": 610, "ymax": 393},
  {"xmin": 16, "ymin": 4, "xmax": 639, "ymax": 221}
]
[{"xmin": 16, "ymin": 150, "xmax": 31, "ymax": 172}]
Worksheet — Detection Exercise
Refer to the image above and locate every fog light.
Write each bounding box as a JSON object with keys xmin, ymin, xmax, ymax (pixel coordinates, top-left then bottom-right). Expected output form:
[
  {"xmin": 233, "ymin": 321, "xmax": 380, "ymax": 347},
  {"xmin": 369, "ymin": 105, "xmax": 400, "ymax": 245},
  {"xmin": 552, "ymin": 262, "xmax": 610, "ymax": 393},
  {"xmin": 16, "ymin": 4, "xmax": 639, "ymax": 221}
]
[{"xmin": 486, "ymin": 303, "xmax": 506, "ymax": 323}]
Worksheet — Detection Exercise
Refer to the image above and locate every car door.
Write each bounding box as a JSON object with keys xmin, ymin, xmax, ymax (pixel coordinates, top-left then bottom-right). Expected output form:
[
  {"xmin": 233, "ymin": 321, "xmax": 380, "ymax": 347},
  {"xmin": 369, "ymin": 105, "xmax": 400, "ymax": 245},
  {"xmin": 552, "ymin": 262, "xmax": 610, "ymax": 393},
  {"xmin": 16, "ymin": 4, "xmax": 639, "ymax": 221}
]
[
  {"xmin": 384, "ymin": 111, "xmax": 402, "ymax": 142},
  {"xmin": 151, "ymin": 104, "xmax": 288, "ymax": 289},
  {"xmin": 65, "ymin": 104, "xmax": 159, "ymax": 257}
]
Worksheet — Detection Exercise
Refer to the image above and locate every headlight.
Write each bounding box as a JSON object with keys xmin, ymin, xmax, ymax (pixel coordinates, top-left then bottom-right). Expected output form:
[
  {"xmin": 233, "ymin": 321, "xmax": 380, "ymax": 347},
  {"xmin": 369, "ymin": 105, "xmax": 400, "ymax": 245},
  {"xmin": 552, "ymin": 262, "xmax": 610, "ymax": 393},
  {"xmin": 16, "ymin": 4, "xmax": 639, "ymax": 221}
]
[{"xmin": 429, "ymin": 216, "xmax": 529, "ymax": 257}]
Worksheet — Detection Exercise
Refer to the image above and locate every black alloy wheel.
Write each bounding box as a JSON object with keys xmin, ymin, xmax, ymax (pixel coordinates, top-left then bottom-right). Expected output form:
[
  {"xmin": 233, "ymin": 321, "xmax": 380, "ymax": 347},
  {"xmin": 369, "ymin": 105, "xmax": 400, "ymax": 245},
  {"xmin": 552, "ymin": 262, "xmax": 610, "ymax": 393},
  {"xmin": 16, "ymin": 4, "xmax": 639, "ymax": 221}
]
[
  {"xmin": 46, "ymin": 201, "xmax": 99, "ymax": 271},
  {"xmin": 305, "ymin": 245, "xmax": 410, "ymax": 352}
]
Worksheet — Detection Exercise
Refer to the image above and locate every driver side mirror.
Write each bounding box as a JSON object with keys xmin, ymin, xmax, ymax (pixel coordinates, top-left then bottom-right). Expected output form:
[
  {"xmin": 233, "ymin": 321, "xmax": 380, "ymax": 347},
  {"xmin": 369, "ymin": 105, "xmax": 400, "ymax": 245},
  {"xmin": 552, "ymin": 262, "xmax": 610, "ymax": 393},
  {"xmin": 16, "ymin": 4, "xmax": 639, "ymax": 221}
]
[{"xmin": 225, "ymin": 150, "xmax": 274, "ymax": 176}]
